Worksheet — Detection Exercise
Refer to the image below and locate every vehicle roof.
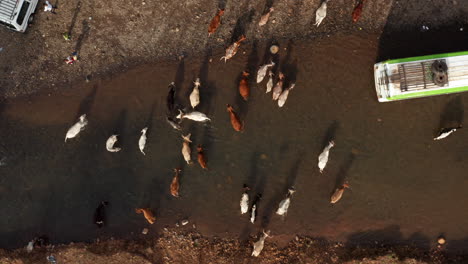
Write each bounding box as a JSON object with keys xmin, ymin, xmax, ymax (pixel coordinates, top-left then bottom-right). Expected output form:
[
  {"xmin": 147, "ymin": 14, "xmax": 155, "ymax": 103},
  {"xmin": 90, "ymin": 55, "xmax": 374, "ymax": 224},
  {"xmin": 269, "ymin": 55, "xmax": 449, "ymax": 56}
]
[{"xmin": 0, "ymin": 0, "xmax": 19, "ymax": 23}]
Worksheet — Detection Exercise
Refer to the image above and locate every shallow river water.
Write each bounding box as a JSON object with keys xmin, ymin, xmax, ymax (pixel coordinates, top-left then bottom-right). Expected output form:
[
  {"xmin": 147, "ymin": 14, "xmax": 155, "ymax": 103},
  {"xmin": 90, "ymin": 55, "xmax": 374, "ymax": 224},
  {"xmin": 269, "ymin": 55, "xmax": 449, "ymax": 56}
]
[{"xmin": 1, "ymin": 32, "xmax": 468, "ymax": 252}]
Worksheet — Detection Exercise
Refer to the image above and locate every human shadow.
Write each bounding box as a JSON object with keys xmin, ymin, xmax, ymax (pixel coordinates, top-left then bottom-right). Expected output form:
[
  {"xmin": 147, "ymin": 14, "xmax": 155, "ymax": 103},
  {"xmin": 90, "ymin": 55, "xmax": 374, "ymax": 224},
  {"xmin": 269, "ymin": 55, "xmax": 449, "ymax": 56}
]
[
  {"xmin": 67, "ymin": 1, "xmax": 82, "ymax": 39},
  {"xmin": 75, "ymin": 20, "xmax": 91, "ymax": 54},
  {"xmin": 438, "ymin": 96, "xmax": 464, "ymax": 131},
  {"xmin": 230, "ymin": 9, "xmax": 255, "ymax": 44},
  {"xmin": 261, "ymin": 155, "xmax": 301, "ymax": 228},
  {"xmin": 75, "ymin": 85, "xmax": 98, "ymax": 120}
]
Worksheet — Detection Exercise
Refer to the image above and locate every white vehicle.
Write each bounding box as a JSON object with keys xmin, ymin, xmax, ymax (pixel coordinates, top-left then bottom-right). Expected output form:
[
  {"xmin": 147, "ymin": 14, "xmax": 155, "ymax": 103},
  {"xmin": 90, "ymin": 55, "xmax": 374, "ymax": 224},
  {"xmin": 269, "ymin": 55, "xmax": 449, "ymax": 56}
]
[
  {"xmin": 0, "ymin": 0, "xmax": 38, "ymax": 32},
  {"xmin": 374, "ymin": 51, "xmax": 468, "ymax": 102}
]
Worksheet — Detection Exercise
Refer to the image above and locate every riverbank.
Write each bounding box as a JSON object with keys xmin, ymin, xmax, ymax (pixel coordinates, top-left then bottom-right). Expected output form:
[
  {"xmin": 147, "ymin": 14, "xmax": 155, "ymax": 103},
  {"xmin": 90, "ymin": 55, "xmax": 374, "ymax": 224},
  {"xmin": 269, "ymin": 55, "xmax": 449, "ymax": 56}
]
[
  {"xmin": 1, "ymin": 0, "xmax": 466, "ymax": 98},
  {"xmin": 0, "ymin": 228, "xmax": 462, "ymax": 264}
]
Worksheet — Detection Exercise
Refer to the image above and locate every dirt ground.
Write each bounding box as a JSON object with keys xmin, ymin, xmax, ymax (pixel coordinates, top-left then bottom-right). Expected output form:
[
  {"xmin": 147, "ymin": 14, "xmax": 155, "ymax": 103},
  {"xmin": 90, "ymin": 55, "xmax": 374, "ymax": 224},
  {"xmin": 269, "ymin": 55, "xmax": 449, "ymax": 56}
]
[
  {"xmin": 0, "ymin": 0, "xmax": 396, "ymax": 97},
  {"xmin": 0, "ymin": 1, "xmax": 466, "ymax": 97},
  {"xmin": 0, "ymin": 228, "xmax": 459, "ymax": 264}
]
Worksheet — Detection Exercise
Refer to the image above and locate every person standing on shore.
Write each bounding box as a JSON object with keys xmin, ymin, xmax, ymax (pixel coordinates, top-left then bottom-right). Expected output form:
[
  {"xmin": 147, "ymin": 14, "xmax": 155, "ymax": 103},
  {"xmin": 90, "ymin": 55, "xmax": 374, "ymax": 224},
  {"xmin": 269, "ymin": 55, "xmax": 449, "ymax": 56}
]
[
  {"xmin": 43, "ymin": 1, "xmax": 57, "ymax": 14},
  {"xmin": 64, "ymin": 52, "xmax": 78, "ymax": 65}
]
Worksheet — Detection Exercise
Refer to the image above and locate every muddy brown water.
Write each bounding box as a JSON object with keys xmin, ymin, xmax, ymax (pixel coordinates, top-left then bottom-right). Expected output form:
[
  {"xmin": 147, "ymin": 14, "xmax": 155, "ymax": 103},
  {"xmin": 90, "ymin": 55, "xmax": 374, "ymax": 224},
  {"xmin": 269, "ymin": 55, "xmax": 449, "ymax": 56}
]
[{"xmin": 1, "ymin": 32, "xmax": 468, "ymax": 252}]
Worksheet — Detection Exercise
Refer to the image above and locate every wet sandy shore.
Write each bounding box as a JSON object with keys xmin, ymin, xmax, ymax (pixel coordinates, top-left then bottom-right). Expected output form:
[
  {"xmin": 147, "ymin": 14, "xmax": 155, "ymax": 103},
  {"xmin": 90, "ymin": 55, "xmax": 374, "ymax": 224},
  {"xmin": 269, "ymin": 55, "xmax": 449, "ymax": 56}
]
[{"xmin": 0, "ymin": 0, "xmax": 467, "ymax": 97}]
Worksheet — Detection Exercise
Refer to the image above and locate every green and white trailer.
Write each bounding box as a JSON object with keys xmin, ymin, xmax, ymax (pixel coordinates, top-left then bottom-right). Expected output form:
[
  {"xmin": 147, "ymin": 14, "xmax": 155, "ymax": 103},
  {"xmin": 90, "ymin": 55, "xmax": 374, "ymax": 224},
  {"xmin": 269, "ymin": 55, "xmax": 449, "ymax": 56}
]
[{"xmin": 374, "ymin": 51, "xmax": 468, "ymax": 102}]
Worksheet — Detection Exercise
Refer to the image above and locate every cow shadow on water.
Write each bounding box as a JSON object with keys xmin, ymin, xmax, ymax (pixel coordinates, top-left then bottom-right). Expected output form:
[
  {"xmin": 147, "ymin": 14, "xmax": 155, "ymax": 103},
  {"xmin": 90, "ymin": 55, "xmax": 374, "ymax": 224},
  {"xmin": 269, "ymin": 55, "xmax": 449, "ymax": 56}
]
[
  {"xmin": 320, "ymin": 120, "xmax": 339, "ymax": 152},
  {"xmin": 180, "ymin": 48, "xmax": 217, "ymax": 165},
  {"xmin": 331, "ymin": 153, "xmax": 355, "ymax": 197},
  {"xmin": 238, "ymin": 151, "xmax": 260, "ymax": 239},
  {"xmin": 280, "ymin": 40, "xmax": 298, "ymax": 87},
  {"xmin": 233, "ymin": 40, "xmax": 258, "ymax": 121},
  {"xmin": 260, "ymin": 152, "xmax": 302, "ymax": 230},
  {"xmin": 197, "ymin": 49, "xmax": 217, "ymax": 162},
  {"xmin": 109, "ymin": 109, "xmax": 128, "ymax": 148},
  {"xmin": 170, "ymin": 56, "xmax": 185, "ymax": 116},
  {"xmin": 261, "ymin": 38, "xmax": 280, "ymax": 69},
  {"xmin": 75, "ymin": 84, "xmax": 98, "ymax": 119},
  {"xmin": 238, "ymin": 144, "xmax": 301, "ymax": 232}
]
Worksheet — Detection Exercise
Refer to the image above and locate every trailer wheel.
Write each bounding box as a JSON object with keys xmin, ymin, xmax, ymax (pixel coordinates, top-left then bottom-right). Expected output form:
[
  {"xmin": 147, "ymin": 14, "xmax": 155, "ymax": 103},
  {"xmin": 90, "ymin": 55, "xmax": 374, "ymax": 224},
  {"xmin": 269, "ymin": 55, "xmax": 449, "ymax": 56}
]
[
  {"xmin": 431, "ymin": 60, "xmax": 447, "ymax": 74},
  {"xmin": 433, "ymin": 72, "xmax": 448, "ymax": 87},
  {"xmin": 28, "ymin": 14, "xmax": 34, "ymax": 23}
]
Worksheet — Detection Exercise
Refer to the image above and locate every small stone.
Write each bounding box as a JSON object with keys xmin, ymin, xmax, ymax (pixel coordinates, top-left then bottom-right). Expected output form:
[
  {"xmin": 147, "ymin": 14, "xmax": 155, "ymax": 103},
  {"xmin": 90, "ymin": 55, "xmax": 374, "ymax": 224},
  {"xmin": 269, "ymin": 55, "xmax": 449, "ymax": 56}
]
[
  {"xmin": 26, "ymin": 241, "xmax": 34, "ymax": 253},
  {"xmin": 181, "ymin": 219, "xmax": 189, "ymax": 226},
  {"xmin": 142, "ymin": 228, "xmax": 149, "ymax": 235},
  {"xmin": 142, "ymin": 1, "xmax": 146, "ymax": 5},
  {"xmin": 175, "ymin": 27, "xmax": 179, "ymax": 32},
  {"xmin": 88, "ymin": 17, "xmax": 92, "ymax": 20}
]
